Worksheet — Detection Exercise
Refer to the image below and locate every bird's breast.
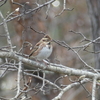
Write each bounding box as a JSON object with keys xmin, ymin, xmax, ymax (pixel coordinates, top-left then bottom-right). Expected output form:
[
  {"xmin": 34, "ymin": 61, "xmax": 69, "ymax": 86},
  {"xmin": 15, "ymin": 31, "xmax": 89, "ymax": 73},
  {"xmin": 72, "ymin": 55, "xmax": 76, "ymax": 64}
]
[{"xmin": 36, "ymin": 45, "xmax": 52, "ymax": 60}]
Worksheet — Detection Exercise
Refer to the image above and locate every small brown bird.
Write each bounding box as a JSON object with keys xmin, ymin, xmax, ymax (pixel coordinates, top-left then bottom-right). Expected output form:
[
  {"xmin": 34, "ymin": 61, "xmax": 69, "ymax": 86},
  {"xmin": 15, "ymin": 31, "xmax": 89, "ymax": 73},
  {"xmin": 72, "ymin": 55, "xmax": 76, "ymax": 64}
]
[{"xmin": 29, "ymin": 34, "xmax": 53, "ymax": 60}]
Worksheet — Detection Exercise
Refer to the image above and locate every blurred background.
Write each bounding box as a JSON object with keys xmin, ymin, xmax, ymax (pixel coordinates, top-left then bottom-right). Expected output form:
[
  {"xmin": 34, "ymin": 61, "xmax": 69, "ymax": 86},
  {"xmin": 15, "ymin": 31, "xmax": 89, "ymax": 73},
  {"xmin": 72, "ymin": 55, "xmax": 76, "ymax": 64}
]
[{"xmin": 0, "ymin": 0, "xmax": 95, "ymax": 100}]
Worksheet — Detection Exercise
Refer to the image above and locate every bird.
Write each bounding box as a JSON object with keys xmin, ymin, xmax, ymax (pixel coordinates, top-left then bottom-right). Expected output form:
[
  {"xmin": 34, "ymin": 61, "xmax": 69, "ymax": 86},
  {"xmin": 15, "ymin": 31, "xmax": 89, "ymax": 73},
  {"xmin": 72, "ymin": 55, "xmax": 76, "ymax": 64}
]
[{"xmin": 29, "ymin": 34, "xmax": 53, "ymax": 61}]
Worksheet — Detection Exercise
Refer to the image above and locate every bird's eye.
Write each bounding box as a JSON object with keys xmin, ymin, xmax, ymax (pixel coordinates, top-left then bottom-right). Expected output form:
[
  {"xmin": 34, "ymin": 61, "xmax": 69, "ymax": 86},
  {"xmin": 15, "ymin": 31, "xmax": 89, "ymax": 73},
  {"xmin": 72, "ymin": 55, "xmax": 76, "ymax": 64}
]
[{"xmin": 48, "ymin": 42, "xmax": 51, "ymax": 45}]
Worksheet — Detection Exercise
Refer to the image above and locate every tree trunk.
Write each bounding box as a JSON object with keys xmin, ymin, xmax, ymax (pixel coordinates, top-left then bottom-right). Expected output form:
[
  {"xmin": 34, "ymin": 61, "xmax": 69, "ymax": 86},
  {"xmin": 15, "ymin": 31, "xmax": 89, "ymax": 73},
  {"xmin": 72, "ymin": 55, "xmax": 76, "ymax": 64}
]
[
  {"xmin": 86, "ymin": 0, "xmax": 100, "ymax": 99},
  {"xmin": 86, "ymin": 0, "xmax": 100, "ymax": 69}
]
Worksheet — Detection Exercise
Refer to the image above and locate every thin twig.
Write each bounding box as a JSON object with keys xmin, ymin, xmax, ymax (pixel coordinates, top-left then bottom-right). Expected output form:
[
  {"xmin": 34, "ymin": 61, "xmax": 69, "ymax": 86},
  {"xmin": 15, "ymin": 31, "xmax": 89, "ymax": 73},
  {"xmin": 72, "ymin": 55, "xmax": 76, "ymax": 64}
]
[
  {"xmin": 55, "ymin": 0, "xmax": 74, "ymax": 17},
  {"xmin": 46, "ymin": 4, "xmax": 50, "ymax": 19},
  {"xmin": 0, "ymin": 0, "xmax": 7, "ymax": 7},
  {"xmin": 13, "ymin": 61, "xmax": 22, "ymax": 99},
  {"xmin": 79, "ymin": 81, "xmax": 92, "ymax": 97},
  {"xmin": 0, "ymin": 11, "xmax": 13, "ymax": 52},
  {"xmin": 52, "ymin": 79, "xmax": 89, "ymax": 100},
  {"xmin": 16, "ymin": 77, "xmax": 32, "ymax": 98},
  {"xmin": 40, "ymin": 72, "xmax": 45, "ymax": 94},
  {"xmin": 58, "ymin": 41, "xmax": 99, "ymax": 73},
  {"xmin": 0, "ymin": 0, "xmax": 55, "ymax": 26},
  {"xmin": 24, "ymin": 72, "xmax": 62, "ymax": 91}
]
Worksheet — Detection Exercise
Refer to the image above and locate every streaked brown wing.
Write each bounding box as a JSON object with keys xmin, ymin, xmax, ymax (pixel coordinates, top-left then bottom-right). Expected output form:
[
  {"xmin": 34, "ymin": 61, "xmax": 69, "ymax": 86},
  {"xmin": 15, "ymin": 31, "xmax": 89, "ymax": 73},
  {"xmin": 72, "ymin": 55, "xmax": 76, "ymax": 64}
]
[
  {"xmin": 29, "ymin": 42, "xmax": 46, "ymax": 57},
  {"xmin": 29, "ymin": 45, "xmax": 38, "ymax": 57}
]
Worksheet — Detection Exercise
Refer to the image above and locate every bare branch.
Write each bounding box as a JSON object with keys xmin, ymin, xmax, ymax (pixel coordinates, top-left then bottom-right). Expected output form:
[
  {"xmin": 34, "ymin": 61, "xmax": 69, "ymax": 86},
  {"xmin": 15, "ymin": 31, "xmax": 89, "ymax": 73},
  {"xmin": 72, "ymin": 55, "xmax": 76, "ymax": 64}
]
[
  {"xmin": 0, "ymin": 0, "xmax": 7, "ymax": 7},
  {"xmin": 0, "ymin": 0, "xmax": 56, "ymax": 26},
  {"xmin": 16, "ymin": 77, "xmax": 32, "ymax": 98},
  {"xmin": 92, "ymin": 76, "xmax": 97, "ymax": 100},
  {"xmin": 13, "ymin": 61, "xmax": 22, "ymax": 99},
  {"xmin": 30, "ymin": 27, "xmax": 46, "ymax": 35},
  {"xmin": 24, "ymin": 72, "xmax": 62, "ymax": 91},
  {"xmin": 46, "ymin": 4, "xmax": 50, "ymax": 19},
  {"xmin": 40, "ymin": 72, "xmax": 46, "ymax": 94},
  {"xmin": 0, "ymin": 51, "xmax": 100, "ymax": 79},
  {"xmin": 0, "ymin": 11, "xmax": 13, "ymax": 52},
  {"xmin": 57, "ymin": 41, "xmax": 98, "ymax": 73},
  {"xmin": 55, "ymin": 0, "xmax": 74, "ymax": 17},
  {"xmin": 52, "ymin": 78, "xmax": 89, "ymax": 100}
]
